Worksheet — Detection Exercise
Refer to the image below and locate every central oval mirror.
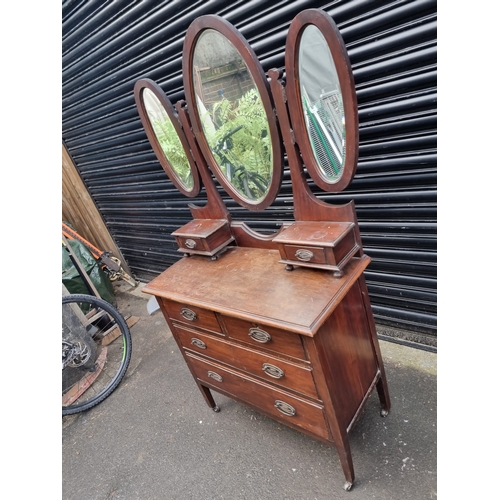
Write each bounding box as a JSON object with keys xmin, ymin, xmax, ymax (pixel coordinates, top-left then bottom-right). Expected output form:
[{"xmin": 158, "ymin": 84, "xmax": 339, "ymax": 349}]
[{"xmin": 183, "ymin": 16, "xmax": 283, "ymax": 211}]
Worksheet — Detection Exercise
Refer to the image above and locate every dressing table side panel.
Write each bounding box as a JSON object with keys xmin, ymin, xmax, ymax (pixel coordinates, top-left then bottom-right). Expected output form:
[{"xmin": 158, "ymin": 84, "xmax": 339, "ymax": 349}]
[{"xmin": 312, "ymin": 280, "xmax": 379, "ymax": 430}]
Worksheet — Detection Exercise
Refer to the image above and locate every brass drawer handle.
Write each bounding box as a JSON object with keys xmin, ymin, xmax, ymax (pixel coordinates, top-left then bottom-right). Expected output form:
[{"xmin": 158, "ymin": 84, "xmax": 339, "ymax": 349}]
[
  {"xmin": 295, "ymin": 249, "xmax": 314, "ymax": 261},
  {"xmin": 207, "ymin": 370, "xmax": 223, "ymax": 383},
  {"xmin": 262, "ymin": 363, "xmax": 284, "ymax": 379},
  {"xmin": 191, "ymin": 338, "xmax": 206, "ymax": 349},
  {"xmin": 248, "ymin": 327, "xmax": 272, "ymax": 343},
  {"xmin": 274, "ymin": 400, "xmax": 296, "ymax": 416},
  {"xmin": 180, "ymin": 308, "xmax": 197, "ymax": 321},
  {"xmin": 185, "ymin": 239, "xmax": 197, "ymax": 249}
]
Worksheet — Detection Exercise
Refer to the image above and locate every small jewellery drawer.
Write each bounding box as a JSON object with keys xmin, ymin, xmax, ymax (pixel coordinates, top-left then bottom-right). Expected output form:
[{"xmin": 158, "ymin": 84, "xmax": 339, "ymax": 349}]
[
  {"xmin": 176, "ymin": 327, "xmax": 318, "ymax": 399},
  {"xmin": 283, "ymin": 245, "xmax": 327, "ymax": 265},
  {"xmin": 219, "ymin": 315, "xmax": 305, "ymax": 360},
  {"xmin": 186, "ymin": 353, "xmax": 329, "ymax": 440},
  {"xmin": 272, "ymin": 221, "xmax": 358, "ymax": 274},
  {"xmin": 161, "ymin": 298, "xmax": 222, "ymax": 333}
]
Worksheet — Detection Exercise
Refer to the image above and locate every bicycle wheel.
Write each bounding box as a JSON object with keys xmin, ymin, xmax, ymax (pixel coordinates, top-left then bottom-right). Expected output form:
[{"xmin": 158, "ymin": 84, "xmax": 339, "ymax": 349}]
[{"xmin": 62, "ymin": 294, "xmax": 132, "ymax": 416}]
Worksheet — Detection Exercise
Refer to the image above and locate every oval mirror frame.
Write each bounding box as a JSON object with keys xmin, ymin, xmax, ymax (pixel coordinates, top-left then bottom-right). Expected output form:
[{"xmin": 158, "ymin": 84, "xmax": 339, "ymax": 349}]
[
  {"xmin": 134, "ymin": 78, "xmax": 201, "ymax": 197},
  {"xmin": 182, "ymin": 15, "xmax": 283, "ymax": 211},
  {"xmin": 285, "ymin": 9, "xmax": 358, "ymax": 192}
]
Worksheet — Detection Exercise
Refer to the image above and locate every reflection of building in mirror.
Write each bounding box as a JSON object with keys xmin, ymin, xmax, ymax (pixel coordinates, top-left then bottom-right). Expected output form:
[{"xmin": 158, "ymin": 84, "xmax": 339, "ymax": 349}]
[
  {"xmin": 192, "ymin": 29, "xmax": 273, "ymax": 203},
  {"xmin": 142, "ymin": 89, "xmax": 194, "ymax": 189},
  {"xmin": 193, "ymin": 30, "xmax": 254, "ymax": 108},
  {"xmin": 302, "ymin": 86, "xmax": 345, "ymax": 180},
  {"xmin": 298, "ymin": 25, "xmax": 346, "ymax": 182}
]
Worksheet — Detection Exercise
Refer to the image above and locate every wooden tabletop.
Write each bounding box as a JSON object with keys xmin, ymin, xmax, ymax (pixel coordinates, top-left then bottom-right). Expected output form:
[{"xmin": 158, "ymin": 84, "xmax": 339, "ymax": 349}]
[{"xmin": 143, "ymin": 247, "xmax": 370, "ymax": 336}]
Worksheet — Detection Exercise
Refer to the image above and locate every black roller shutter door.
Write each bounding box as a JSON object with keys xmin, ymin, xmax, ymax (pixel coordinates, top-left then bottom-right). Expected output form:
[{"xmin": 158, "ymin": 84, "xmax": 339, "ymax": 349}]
[{"xmin": 62, "ymin": 0, "xmax": 437, "ymax": 343}]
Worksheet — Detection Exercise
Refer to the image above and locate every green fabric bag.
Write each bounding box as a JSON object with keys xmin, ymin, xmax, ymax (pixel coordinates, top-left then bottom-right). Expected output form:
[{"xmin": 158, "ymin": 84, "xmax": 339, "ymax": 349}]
[{"xmin": 62, "ymin": 239, "xmax": 116, "ymax": 306}]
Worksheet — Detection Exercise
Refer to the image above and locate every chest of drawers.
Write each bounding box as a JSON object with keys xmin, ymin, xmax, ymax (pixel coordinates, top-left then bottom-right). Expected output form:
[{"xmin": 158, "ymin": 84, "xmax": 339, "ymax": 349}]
[{"xmin": 143, "ymin": 246, "xmax": 390, "ymax": 490}]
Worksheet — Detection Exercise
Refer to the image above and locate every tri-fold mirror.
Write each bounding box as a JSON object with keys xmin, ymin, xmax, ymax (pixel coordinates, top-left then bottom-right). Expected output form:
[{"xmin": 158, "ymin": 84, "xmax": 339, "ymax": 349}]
[{"xmin": 134, "ymin": 8, "xmax": 361, "ymax": 274}]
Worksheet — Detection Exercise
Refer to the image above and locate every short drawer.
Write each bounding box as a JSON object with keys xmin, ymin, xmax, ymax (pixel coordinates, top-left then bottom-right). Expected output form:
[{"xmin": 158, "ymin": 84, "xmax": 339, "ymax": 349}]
[
  {"xmin": 161, "ymin": 298, "xmax": 222, "ymax": 333},
  {"xmin": 283, "ymin": 245, "xmax": 327, "ymax": 265},
  {"xmin": 187, "ymin": 353, "xmax": 329, "ymax": 440},
  {"xmin": 176, "ymin": 326, "xmax": 318, "ymax": 399},
  {"xmin": 219, "ymin": 315, "xmax": 305, "ymax": 360}
]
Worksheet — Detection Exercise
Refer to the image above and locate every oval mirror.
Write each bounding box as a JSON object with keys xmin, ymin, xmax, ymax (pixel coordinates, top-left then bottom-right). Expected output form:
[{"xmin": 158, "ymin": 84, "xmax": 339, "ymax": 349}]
[
  {"xmin": 286, "ymin": 10, "xmax": 358, "ymax": 192},
  {"xmin": 134, "ymin": 78, "xmax": 201, "ymax": 197},
  {"xmin": 183, "ymin": 16, "xmax": 283, "ymax": 211}
]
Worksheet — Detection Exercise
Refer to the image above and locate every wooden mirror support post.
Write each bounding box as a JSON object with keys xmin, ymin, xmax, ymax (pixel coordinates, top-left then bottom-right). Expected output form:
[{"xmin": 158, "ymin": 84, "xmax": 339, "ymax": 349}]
[{"xmin": 139, "ymin": 10, "xmax": 390, "ymax": 492}]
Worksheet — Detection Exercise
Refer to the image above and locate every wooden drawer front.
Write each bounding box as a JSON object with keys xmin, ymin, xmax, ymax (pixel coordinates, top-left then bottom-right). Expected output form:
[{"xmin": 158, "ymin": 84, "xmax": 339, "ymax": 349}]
[
  {"xmin": 219, "ymin": 315, "xmax": 305, "ymax": 360},
  {"xmin": 187, "ymin": 353, "xmax": 329, "ymax": 440},
  {"xmin": 176, "ymin": 327, "xmax": 318, "ymax": 399},
  {"xmin": 161, "ymin": 298, "xmax": 222, "ymax": 333},
  {"xmin": 283, "ymin": 245, "xmax": 327, "ymax": 265}
]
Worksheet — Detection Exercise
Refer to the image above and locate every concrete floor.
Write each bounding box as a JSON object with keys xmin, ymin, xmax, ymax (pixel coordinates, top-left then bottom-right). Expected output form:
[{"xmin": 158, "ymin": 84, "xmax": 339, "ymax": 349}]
[{"xmin": 62, "ymin": 282, "xmax": 437, "ymax": 500}]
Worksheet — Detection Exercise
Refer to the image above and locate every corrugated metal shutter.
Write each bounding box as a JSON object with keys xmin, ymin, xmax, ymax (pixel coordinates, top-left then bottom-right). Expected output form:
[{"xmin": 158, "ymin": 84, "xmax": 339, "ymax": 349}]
[{"xmin": 62, "ymin": 0, "xmax": 437, "ymax": 343}]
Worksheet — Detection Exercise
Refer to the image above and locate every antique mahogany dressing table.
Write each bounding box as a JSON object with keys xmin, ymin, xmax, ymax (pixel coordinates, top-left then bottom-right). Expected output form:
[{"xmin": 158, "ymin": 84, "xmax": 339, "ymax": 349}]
[{"xmin": 135, "ymin": 9, "xmax": 390, "ymax": 492}]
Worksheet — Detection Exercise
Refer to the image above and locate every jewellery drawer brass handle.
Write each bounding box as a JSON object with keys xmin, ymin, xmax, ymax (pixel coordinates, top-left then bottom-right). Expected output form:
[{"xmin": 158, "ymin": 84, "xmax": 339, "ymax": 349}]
[
  {"xmin": 295, "ymin": 249, "xmax": 314, "ymax": 261},
  {"xmin": 191, "ymin": 338, "xmax": 206, "ymax": 349},
  {"xmin": 185, "ymin": 239, "xmax": 197, "ymax": 249},
  {"xmin": 180, "ymin": 308, "xmax": 197, "ymax": 321},
  {"xmin": 262, "ymin": 363, "xmax": 284, "ymax": 379},
  {"xmin": 207, "ymin": 371, "xmax": 223, "ymax": 383},
  {"xmin": 274, "ymin": 400, "xmax": 296, "ymax": 416},
  {"xmin": 248, "ymin": 327, "xmax": 272, "ymax": 343}
]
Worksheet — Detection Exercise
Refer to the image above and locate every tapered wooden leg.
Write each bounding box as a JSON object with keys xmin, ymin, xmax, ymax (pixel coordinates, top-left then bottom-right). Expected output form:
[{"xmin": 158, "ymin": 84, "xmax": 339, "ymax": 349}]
[
  {"xmin": 335, "ymin": 433, "xmax": 355, "ymax": 490},
  {"xmin": 376, "ymin": 375, "xmax": 390, "ymax": 416},
  {"xmin": 198, "ymin": 384, "xmax": 220, "ymax": 412},
  {"xmin": 357, "ymin": 275, "xmax": 391, "ymax": 414}
]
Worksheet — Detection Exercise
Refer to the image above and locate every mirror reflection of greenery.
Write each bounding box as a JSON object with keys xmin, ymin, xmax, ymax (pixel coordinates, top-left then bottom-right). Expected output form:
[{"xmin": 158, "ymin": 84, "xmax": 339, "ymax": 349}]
[
  {"xmin": 202, "ymin": 88, "xmax": 272, "ymax": 201},
  {"xmin": 150, "ymin": 116, "xmax": 194, "ymax": 189}
]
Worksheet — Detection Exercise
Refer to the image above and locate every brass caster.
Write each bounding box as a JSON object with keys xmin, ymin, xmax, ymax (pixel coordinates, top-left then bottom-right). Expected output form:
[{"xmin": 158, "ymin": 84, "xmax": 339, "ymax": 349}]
[
  {"xmin": 380, "ymin": 409, "xmax": 389, "ymax": 417},
  {"xmin": 213, "ymin": 405, "xmax": 221, "ymax": 412},
  {"xmin": 343, "ymin": 482, "xmax": 353, "ymax": 491}
]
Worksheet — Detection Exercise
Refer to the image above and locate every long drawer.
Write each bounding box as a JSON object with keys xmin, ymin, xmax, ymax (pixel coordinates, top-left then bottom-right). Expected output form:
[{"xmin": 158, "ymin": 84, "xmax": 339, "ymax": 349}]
[
  {"xmin": 186, "ymin": 353, "xmax": 330, "ymax": 440},
  {"xmin": 175, "ymin": 325, "xmax": 318, "ymax": 399}
]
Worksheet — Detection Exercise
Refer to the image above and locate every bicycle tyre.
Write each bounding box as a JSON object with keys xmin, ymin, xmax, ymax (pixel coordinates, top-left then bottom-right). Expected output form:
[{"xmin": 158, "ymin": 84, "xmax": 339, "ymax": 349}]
[{"xmin": 62, "ymin": 294, "xmax": 132, "ymax": 416}]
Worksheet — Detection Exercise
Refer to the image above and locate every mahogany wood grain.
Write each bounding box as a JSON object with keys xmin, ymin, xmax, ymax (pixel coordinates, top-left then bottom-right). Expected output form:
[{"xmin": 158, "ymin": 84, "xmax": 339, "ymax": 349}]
[
  {"xmin": 139, "ymin": 11, "xmax": 392, "ymax": 490},
  {"xmin": 143, "ymin": 247, "xmax": 370, "ymax": 336},
  {"xmin": 175, "ymin": 100, "xmax": 230, "ymax": 221},
  {"xmin": 268, "ymin": 69, "xmax": 364, "ymax": 258},
  {"xmin": 161, "ymin": 298, "xmax": 223, "ymax": 333},
  {"xmin": 218, "ymin": 314, "xmax": 306, "ymax": 360},
  {"xmin": 172, "ymin": 218, "xmax": 234, "ymax": 256},
  {"xmin": 174, "ymin": 325, "xmax": 318, "ymax": 399},
  {"xmin": 230, "ymin": 221, "xmax": 293, "ymax": 249},
  {"xmin": 186, "ymin": 353, "xmax": 330, "ymax": 440}
]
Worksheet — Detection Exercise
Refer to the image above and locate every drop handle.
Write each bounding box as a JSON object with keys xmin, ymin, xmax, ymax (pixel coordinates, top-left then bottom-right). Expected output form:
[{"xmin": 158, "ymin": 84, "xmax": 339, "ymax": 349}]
[
  {"xmin": 274, "ymin": 400, "xmax": 296, "ymax": 416},
  {"xmin": 180, "ymin": 308, "xmax": 197, "ymax": 321},
  {"xmin": 262, "ymin": 363, "xmax": 284, "ymax": 379},
  {"xmin": 295, "ymin": 249, "xmax": 314, "ymax": 261},
  {"xmin": 191, "ymin": 338, "xmax": 206, "ymax": 349},
  {"xmin": 248, "ymin": 327, "xmax": 272, "ymax": 343},
  {"xmin": 207, "ymin": 371, "xmax": 223, "ymax": 383}
]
